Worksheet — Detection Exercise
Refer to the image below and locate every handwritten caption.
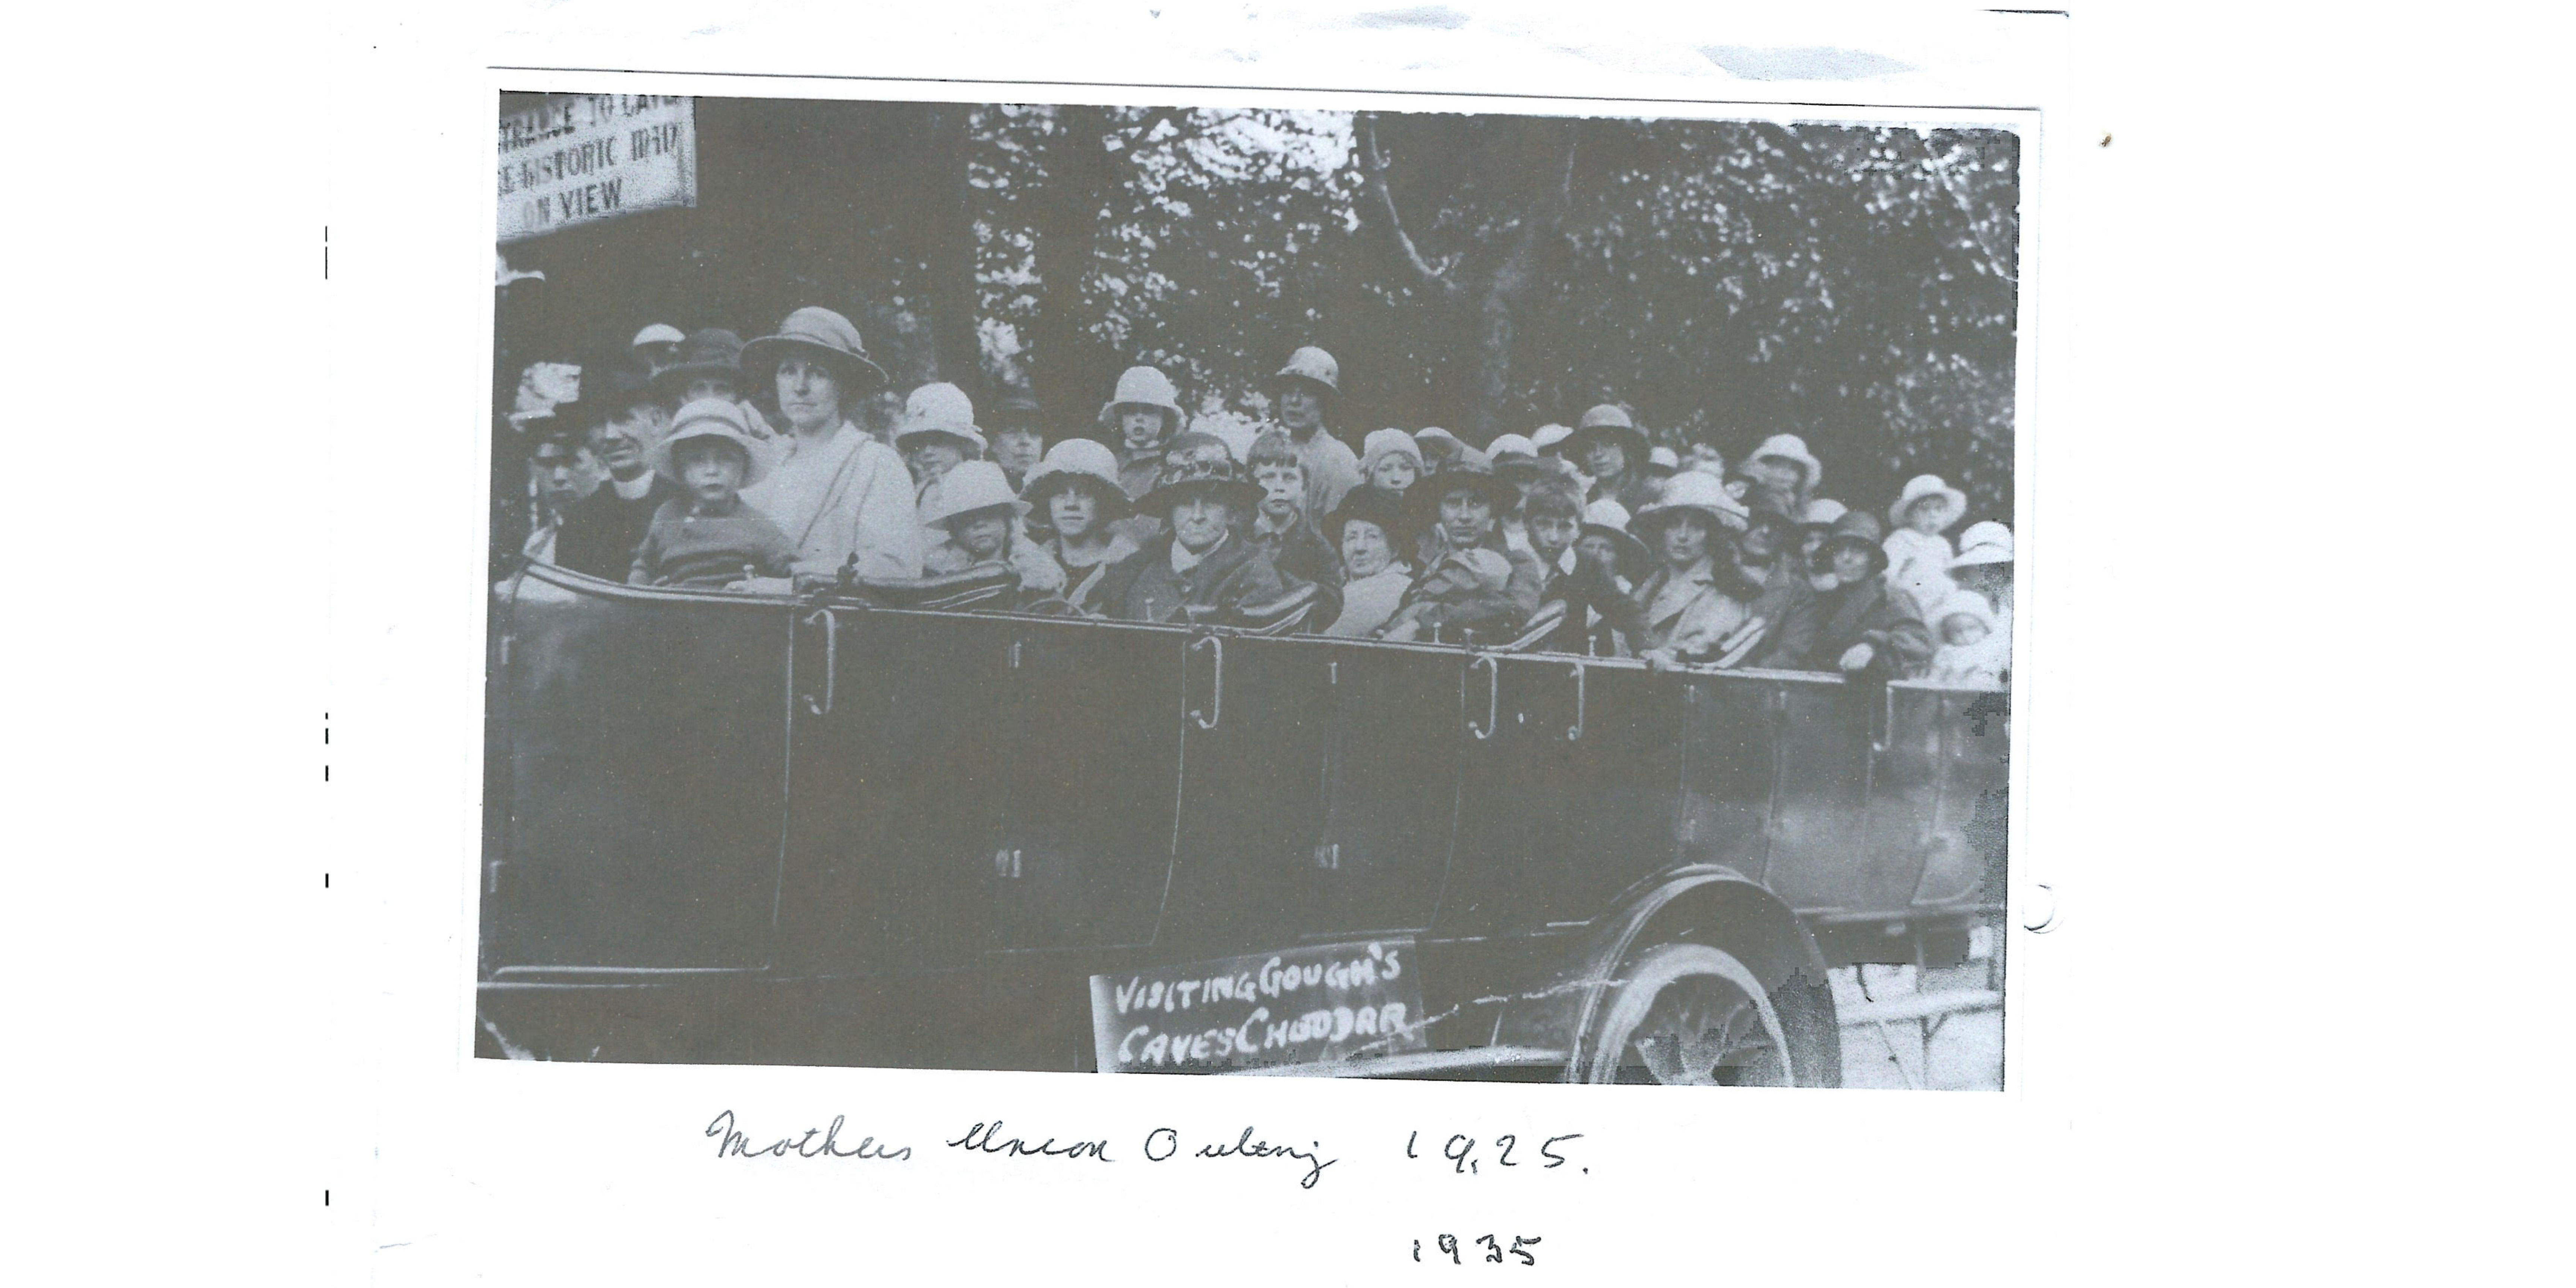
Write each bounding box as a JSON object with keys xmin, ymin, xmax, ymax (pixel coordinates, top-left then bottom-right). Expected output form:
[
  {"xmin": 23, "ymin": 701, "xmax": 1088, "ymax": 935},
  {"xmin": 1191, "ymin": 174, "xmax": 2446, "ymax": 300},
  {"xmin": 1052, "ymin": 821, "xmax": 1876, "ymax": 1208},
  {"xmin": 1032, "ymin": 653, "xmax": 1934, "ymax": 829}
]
[{"xmin": 702, "ymin": 1113, "xmax": 1589, "ymax": 1194}]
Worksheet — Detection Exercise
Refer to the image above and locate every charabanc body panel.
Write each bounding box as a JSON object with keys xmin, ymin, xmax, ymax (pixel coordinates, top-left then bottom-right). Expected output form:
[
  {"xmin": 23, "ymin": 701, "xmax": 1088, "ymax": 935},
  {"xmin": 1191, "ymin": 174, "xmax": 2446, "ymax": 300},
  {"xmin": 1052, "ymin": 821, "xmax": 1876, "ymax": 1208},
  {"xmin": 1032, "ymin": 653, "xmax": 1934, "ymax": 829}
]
[{"xmin": 477, "ymin": 563, "xmax": 2007, "ymax": 1082}]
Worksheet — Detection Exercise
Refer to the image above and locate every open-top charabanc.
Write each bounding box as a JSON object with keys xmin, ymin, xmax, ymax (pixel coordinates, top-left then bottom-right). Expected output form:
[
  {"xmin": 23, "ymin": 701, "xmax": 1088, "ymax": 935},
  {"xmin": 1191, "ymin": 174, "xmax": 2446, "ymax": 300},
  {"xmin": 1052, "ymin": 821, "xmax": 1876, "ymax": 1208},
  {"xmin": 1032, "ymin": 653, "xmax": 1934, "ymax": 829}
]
[{"xmin": 477, "ymin": 559, "xmax": 2008, "ymax": 1086}]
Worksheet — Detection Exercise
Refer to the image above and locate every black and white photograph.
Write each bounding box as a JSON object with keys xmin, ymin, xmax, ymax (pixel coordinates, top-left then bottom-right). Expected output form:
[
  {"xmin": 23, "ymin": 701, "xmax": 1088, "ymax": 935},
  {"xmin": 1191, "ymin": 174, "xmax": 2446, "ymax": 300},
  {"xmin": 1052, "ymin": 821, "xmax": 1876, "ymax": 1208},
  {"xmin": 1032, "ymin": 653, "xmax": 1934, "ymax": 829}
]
[{"xmin": 480, "ymin": 89, "xmax": 2022, "ymax": 1089}]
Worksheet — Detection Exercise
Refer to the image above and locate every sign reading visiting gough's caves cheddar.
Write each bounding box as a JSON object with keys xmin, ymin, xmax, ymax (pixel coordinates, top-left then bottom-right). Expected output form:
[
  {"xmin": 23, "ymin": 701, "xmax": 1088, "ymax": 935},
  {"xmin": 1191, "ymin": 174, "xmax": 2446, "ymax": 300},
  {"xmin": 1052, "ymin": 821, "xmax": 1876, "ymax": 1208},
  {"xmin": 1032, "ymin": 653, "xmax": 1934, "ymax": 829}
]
[
  {"xmin": 497, "ymin": 95, "xmax": 696, "ymax": 243},
  {"xmin": 1089, "ymin": 940, "xmax": 1429, "ymax": 1073}
]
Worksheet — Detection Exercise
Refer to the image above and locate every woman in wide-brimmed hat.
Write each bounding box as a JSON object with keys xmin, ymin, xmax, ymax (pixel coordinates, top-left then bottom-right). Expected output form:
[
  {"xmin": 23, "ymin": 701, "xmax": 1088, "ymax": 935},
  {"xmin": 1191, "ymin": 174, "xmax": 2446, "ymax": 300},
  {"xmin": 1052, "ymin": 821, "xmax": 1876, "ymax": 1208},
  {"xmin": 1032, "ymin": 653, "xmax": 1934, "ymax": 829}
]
[
  {"xmin": 1412, "ymin": 449, "xmax": 1546, "ymax": 618},
  {"xmin": 1737, "ymin": 433, "xmax": 1825, "ymax": 521},
  {"xmin": 735, "ymin": 306, "xmax": 922, "ymax": 584},
  {"xmin": 1093, "ymin": 432, "xmax": 1289, "ymax": 625},
  {"xmin": 1565, "ymin": 404, "xmax": 1656, "ymax": 514},
  {"xmin": 1791, "ymin": 510, "xmax": 1934, "ymax": 678},
  {"xmin": 1882, "ymin": 472, "xmax": 1968, "ymax": 616},
  {"xmin": 1606, "ymin": 471, "xmax": 1758, "ymax": 669},
  {"xmin": 1019, "ymin": 438, "xmax": 1142, "ymax": 614}
]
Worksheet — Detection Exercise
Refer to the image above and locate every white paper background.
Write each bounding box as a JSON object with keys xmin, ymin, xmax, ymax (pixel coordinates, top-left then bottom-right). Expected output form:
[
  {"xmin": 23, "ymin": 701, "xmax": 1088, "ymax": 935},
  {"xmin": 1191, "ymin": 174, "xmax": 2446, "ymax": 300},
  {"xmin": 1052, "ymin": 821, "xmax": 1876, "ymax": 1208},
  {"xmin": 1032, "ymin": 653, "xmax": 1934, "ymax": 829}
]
[{"xmin": 14, "ymin": 1, "xmax": 2562, "ymax": 1283}]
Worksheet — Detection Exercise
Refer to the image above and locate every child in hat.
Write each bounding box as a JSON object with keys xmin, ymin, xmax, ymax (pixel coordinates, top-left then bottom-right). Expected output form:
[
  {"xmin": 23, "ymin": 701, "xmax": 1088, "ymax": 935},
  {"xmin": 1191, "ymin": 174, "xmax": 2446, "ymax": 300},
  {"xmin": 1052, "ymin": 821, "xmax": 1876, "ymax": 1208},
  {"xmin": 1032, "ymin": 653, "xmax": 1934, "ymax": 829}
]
[
  {"xmin": 894, "ymin": 382, "xmax": 989, "ymax": 503},
  {"xmin": 987, "ymin": 394, "xmax": 1048, "ymax": 492},
  {"xmin": 1927, "ymin": 591, "xmax": 2008, "ymax": 688},
  {"xmin": 921, "ymin": 460, "xmax": 1066, "ymax": 598},
  {"xmin": 1319, "ymin": 486, "xmax": 1417, "ymax": 638},
  {"xmin": 628, "ymin": 400, "xmax": 796, "ymax": 591},
  {"xmin": 1378, "ymin": 548, "xmax": 1525, "ymax": 645},
  {"xmin": 1019, "ymin": 439, "xmax": 1142, "ymax": 614},
  {"xmin": 1360, "ymin": 428, "xmax": 1424, "ymax": 494},
  {"xmin": 1883, "ymin": 473, "xmax": 1967, "ymax": 618},
  {"xmin": 1244, "ymin": 430, "xmax": 1346, "ymax": 631}
]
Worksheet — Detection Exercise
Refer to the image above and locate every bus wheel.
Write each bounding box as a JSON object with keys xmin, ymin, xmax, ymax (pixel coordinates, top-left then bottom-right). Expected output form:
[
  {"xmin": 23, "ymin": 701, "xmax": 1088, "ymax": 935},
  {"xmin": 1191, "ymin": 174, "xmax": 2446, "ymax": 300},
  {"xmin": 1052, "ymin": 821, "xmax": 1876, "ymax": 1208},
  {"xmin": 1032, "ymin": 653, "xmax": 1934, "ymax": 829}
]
[{"xmin": 1585, "ymin": 943, "xmax": 1810, "ymax": 1086}]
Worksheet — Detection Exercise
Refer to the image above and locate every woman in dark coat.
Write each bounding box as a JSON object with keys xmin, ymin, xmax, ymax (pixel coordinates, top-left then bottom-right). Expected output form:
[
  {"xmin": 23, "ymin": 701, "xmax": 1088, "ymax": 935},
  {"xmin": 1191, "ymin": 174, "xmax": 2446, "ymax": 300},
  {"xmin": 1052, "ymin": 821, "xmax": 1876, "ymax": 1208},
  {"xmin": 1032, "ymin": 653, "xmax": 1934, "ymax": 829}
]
[{"xmin": 1794, "ymin": 511, "xmax": 1934, "ymax": 678}]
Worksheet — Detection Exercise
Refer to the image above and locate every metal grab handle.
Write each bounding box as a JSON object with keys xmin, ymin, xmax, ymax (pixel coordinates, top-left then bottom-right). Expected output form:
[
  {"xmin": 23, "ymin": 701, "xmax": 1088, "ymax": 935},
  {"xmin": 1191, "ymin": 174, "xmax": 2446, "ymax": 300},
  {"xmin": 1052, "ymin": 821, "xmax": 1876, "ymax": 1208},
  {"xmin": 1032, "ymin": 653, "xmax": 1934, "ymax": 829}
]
[
  {"xmin": 1188, "ymin": 634, "xmax": 1224, "ymax": 731},
  {"xmin": 1466, "ymin": 653, "xmax": 1499, "ymax": 741},
  {"xmin": 802, "ymin": 609, "xmax": 836, "ymax": 716},
  {"xmin": 1565, "ymin": 661, "xmax": 1586, "ymax": 742}
]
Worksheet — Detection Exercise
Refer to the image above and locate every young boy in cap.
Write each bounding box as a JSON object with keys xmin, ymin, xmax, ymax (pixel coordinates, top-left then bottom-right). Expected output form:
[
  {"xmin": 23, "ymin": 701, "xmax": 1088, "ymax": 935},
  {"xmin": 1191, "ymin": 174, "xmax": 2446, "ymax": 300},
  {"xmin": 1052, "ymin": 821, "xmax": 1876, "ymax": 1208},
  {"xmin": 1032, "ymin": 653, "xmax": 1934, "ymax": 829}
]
[
  {"xmin": 1096, "ymin": 433, "xmax": 1290, "ymax": 625},
  {"xmin": 1265, "ymin": 345, "xmax": 1363, "ymax": 526},
  {"xmin": 920, "ymin": 460, "xmax": 1067, "ymax": 599},
  {"xmin": 986, "ymin": 394, "xmax": 1048, "ymax": 492},
  {"xmin": 1244, "ymin": 430, "xmax": 1345, "ymax": 631},
  {"xmin": 1794, "ymin": 511, "xmax": 1933, "ymax": 678},
  {"xmin": 1377, "ymin": 548, "xmax": 1524, "ymax": 645},
  {"xmin": 628, "ymin": 400, "xmax": 795, "ymax": 590},
  {"xmin": 629, "ymin": 323, "xmax": 686, "ymax": 376}
]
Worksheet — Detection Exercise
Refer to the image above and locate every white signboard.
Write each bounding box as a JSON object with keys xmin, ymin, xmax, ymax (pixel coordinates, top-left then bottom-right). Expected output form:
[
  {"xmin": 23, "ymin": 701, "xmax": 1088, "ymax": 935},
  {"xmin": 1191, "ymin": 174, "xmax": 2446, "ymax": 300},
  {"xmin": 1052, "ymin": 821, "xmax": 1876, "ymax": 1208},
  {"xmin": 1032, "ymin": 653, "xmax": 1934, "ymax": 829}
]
[{"xmin": 496, "ymin": 94, "xmax": 696, "ymax": 243}]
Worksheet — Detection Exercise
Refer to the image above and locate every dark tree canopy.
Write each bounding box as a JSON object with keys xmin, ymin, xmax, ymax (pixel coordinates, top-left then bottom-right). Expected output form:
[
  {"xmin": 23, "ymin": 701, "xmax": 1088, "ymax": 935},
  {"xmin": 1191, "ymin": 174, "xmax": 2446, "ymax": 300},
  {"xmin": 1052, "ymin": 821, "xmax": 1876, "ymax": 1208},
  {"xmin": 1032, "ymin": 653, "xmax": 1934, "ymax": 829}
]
[{"xmin": 497, "ymin": 96, "xmax": 2018, "ymax": 521}]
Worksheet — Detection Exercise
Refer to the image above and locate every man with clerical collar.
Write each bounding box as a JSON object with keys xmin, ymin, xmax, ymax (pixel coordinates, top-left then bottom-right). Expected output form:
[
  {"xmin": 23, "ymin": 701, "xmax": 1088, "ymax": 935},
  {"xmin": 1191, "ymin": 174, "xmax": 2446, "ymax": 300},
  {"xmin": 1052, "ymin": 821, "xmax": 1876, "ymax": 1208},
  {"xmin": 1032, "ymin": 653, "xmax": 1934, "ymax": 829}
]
[
  {"xmin": 549, "ymin": 365, "xmax": 681, "ymax": 581},
  {"xmin": 1099, "ymin": 432, "xmax": 1289, "ymax": 625}
]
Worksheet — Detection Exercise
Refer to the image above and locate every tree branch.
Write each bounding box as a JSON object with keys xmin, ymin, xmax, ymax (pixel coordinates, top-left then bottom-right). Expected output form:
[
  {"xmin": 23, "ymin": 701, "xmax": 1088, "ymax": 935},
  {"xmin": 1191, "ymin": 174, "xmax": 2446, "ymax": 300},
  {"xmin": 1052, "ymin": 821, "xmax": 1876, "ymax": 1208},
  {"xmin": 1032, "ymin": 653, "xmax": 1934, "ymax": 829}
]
[{"xmin": 1358, "ymin": 112, "xmax": 1464, "ymax": 301}]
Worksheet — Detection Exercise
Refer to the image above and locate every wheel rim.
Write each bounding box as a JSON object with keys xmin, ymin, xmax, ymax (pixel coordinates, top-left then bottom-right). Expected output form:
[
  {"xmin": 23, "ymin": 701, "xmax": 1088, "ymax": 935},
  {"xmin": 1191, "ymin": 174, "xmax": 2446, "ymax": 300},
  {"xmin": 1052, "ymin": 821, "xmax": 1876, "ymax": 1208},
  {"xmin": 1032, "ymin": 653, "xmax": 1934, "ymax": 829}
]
[{"xmin": 1588, "ymin": 944, "xmax": 1794, "ymax": 1086}]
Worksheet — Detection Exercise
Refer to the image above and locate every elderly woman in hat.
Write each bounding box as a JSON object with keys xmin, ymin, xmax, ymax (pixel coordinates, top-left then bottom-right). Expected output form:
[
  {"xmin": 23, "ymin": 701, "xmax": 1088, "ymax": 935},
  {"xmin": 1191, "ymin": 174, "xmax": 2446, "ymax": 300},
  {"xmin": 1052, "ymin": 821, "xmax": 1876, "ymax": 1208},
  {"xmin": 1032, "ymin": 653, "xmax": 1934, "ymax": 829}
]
[
  {"xmin": 737, "ymin": 306, "xmax": 924, "ymax": 584},
  {"xmin": 1096, "ymin": 433, "xmax": 1290, "ymax": 625},
  {"xmin": 1793, "ymin": 511, "xmax": 1934, "ymax": 678},
  {"xmin": 1566, "ymin": 404, "xmax": 1658, "ymax": 515},
  {"xmin": 1415, "ymin": 449, "xmax": 1547, "ymax": 619},
  {"xmin": 1318, "ymin": 485, "xmax": 1417, "ymax": 638},
  {"xmin": 1605, "ymin": 472, "xmax": 1761, "ymax": 670},
  {"xmin": 1020, "ymin": 438, "xmax": 1144, "ymax": 614},
  {"xmin": 1265, "ymin": 344, "xmax": 1363, "ymax": 526},
  {"xmin": 1737, "ymin": 433, "xmax": 1824, "ymax": 523}
]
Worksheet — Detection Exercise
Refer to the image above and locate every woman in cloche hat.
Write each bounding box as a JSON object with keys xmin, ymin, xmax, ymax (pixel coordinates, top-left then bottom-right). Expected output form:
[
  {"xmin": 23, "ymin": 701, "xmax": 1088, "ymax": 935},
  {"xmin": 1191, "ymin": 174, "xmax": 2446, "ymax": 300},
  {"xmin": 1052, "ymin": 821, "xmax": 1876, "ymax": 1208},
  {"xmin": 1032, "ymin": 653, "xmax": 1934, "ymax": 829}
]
[
  {"xmin": 736, "ymin": 306, "xmax": 923, "ymax": 584},
  {"xmin": 1019, "ymin": 438, "xmax": 1142, "ymax": 614},
  {"xmin": 1565, "ymin": 404, "xmax": 1656, "ymax": 514},
  {"xmin": 1413, "ymin": 449, "xmax": 1547, "ymax": 618},
  {"xmin": 1792, "ymin": 510, "xmax": 1934, "ymax": 678}
]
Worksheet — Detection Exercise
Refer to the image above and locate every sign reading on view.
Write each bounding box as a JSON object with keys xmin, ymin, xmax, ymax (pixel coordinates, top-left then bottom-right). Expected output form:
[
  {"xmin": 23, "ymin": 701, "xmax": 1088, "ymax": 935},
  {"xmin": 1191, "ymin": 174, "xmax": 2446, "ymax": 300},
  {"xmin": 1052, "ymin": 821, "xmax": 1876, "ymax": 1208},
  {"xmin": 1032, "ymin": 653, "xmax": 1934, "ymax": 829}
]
[
  {"xmin": 497, "ymin": 95, "xmax": 696, "ymax": 243},
  {"xmin": 1090, "ymin": 940, "xmax": 1429, "ymax": 1074}
]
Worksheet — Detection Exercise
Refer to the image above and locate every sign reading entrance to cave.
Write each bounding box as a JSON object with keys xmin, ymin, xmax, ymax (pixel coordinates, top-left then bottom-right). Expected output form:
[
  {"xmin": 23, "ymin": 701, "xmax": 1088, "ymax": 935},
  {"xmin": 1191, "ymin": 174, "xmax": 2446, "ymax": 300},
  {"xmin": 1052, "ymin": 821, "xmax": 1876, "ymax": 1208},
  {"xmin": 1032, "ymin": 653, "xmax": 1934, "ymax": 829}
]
[
  {"xmin": 1089, "ymin": 940, "xmax": 1428, "ymax": 1073},
  {"xmin": 497, "ymin": 95, "xmax": 697, "ymax": 243}
]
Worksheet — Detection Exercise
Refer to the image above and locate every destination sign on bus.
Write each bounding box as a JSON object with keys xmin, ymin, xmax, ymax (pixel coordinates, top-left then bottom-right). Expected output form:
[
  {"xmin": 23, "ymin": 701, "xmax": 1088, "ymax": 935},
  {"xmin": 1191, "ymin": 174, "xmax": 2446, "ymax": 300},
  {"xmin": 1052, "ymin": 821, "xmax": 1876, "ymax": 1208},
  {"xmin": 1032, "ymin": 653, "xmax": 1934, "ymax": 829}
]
[
  {"xmin": 496, "ymin": 94, "xmax": 696, "ymax": 243},
  {"xmin": 1089, "ymin": 940, "xmax": 1429, "ymax": 1074}
]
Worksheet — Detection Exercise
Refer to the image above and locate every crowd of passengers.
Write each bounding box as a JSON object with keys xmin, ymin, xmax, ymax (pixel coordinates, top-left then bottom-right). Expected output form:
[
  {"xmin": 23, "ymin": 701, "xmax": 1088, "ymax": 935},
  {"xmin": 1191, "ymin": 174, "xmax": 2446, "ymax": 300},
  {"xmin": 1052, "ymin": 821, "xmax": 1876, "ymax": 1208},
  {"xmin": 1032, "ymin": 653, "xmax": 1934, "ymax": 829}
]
[{"xmin": 503, "ymin": 307, "xmax": 2013, "ymax": 686}]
